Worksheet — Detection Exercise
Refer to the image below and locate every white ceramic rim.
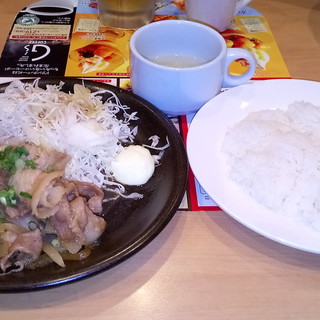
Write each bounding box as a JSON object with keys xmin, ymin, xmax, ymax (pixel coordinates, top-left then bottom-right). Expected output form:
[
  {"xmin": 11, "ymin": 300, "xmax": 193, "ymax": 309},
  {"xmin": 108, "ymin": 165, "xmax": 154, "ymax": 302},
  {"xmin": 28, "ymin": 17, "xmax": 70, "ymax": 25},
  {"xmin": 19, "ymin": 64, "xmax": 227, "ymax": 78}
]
[{"xmin": 129, "ymin": 20, "xmax": 227, "ymax": 72}]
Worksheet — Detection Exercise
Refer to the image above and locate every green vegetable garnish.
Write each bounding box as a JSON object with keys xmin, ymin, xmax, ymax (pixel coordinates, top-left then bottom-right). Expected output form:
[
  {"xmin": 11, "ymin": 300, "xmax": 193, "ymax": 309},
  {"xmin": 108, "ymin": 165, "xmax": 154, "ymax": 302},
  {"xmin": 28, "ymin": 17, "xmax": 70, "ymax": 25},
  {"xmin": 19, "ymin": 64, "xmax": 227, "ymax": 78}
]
[
  {"xmin": 19, "ymin": 191, "xmax": 32, "ymax": 199},
  {"xmin": 0, "ymin": 186, "xmax": 17, "ymax": 206},
  {"xmin": 24, "ymin": 159, "xmax": 36, "ymax": 169},
  {"xmin": 0, "ymin": 146, "xmax": 36, "ymax": 173}
]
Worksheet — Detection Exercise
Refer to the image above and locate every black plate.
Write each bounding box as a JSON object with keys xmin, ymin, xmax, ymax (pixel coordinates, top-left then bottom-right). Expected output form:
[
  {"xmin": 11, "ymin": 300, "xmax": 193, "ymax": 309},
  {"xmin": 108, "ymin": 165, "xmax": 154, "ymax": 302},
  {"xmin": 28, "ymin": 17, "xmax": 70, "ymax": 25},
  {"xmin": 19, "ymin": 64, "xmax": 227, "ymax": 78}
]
[{"xmin": 0, "ymin": 78, "xmax": 188, "ymax": 293}]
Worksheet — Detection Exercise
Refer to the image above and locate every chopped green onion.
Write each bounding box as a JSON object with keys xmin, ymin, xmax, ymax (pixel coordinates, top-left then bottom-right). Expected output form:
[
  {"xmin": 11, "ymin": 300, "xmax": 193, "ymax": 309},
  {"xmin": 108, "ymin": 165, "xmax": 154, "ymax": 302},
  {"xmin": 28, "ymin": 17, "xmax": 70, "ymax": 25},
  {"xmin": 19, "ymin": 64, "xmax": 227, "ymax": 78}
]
[
  {"xmin": 51, "ymin": 238, "xmax": 61, "ymax": 249},
  {"xmin": 0, "ymin": 186, "xmax": 17, "ymax": 206},
  {"xmin": 25, "ymin": 159, "xmax": 36, "ymax": 169},
  {"xmin": 15, "ymin": 146, "xmax": 29, "ymax": 157},
  {"xmin": 0, "ymin": 146, "xmax": 13, "ymax": 160},
  {"xmin": 19, "ymin": 191, "xmax": 32, "ymax": 199},
  {"xmin": 15, "ymin": 158, "xmax": 25, "ymax": 171},
  {"xmin": 0, "ymin": 146, "xmax": 36, "ymax": 173}
]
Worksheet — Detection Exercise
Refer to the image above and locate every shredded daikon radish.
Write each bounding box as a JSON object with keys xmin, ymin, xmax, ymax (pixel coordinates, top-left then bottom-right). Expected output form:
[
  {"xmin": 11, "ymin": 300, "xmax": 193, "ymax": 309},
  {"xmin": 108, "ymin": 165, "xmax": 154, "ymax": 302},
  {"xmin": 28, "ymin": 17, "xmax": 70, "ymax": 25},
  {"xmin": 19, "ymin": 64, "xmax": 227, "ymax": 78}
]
[
  {"xmin": 143, "ymin": 135, "xmax": 170, "ymax": 165},
  {"xmin": 0, "ymin": 79, "xmax": 161, "ymax": 193}
]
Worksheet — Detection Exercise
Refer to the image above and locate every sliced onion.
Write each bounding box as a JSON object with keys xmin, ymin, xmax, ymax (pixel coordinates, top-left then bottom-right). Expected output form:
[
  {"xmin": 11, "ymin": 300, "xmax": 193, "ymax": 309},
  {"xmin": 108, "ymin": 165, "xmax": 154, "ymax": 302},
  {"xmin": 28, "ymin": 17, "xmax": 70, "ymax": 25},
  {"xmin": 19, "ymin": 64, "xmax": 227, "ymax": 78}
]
[
  {"xmin": 60, "ymin": 246, "xmax": 91, "ymax": 261},
  {"xmin": 42, "ymin": 242, "xmax": 65, "ymax": 268},
  {"xmin": 0, "ymin": 223, "xmax": 27, "ymax": 234}
]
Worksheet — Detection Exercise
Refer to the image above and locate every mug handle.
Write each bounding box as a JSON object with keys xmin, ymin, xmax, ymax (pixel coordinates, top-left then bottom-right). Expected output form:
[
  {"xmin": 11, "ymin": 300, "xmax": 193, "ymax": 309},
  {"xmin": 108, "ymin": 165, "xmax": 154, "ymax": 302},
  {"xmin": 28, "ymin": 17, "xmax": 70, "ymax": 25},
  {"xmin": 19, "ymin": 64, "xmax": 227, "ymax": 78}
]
[
  {"xmin": 234, "ymin": 0, "xmax": 252, "ymax": 14},
  {"xmin": 222, "ymin": 48, "xmax": 256, "ymax": 87}
]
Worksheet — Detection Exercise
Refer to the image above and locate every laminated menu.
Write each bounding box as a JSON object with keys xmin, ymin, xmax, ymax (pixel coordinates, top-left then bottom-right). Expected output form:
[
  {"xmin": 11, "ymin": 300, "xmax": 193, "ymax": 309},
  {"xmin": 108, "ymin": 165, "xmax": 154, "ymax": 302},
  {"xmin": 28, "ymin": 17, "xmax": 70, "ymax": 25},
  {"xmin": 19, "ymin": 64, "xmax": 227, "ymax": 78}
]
[
  {"xmin": 64, "ymin": 13, "xmax": 133, "ymax": 78},
  {"xmin": 0, "ymin": 0, "xmax": 290, "ymax": 81},
  {"xmin": 0, "ymin": 8, "xmax": 75, "ymax": 77},
  {"xmin": 222, "ymin": 15, "xmax": 290, "ymax": 79},
  {"xmin": 0, "ymin": 0, "xmax": 291, "ymax": 211}
]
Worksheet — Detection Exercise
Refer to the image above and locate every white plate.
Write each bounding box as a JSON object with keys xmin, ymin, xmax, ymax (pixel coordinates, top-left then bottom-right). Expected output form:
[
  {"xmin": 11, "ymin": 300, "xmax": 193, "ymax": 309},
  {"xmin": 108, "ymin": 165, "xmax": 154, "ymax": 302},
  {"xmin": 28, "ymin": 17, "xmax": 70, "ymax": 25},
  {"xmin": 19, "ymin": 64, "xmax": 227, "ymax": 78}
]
[{"xmin": 187, "ymin": 79, "xmax": 320, "ymax": 254}]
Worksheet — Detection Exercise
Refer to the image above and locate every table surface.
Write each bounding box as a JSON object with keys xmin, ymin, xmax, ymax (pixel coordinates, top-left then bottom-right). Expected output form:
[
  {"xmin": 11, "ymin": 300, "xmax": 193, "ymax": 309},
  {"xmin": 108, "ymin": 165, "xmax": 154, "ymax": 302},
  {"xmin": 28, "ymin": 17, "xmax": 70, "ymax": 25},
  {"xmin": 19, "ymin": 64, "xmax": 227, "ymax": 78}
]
[{"xmin": 1, "ymin": 0, "xmax": 320, "ymax": 319}]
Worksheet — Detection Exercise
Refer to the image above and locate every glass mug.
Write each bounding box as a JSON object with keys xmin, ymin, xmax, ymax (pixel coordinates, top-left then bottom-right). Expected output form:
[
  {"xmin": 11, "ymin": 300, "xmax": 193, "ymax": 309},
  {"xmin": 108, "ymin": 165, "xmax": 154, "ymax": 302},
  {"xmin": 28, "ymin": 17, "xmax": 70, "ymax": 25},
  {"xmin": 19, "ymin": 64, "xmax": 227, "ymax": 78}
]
[{"xmin": 98, "ymin": 0, "xmax": 155, "ymax": 29}]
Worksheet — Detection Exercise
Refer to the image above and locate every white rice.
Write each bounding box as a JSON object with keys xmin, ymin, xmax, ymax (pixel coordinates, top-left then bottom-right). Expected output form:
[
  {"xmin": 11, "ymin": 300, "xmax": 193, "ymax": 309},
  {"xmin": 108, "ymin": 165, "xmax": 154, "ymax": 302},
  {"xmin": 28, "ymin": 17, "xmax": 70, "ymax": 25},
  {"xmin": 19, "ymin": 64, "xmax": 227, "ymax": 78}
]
[{"xmin": 222, "ymin": 101, "xmax": 320, "ymax": 231}]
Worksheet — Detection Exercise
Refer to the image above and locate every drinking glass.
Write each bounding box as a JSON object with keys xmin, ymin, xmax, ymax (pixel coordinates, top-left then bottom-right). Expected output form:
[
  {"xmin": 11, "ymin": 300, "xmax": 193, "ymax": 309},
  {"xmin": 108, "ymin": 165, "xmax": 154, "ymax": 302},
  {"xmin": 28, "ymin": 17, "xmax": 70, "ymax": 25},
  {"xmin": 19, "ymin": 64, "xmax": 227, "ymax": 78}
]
[{"xmin": 98, "ymin": 0, "xmax": 155, "ymax": 29}]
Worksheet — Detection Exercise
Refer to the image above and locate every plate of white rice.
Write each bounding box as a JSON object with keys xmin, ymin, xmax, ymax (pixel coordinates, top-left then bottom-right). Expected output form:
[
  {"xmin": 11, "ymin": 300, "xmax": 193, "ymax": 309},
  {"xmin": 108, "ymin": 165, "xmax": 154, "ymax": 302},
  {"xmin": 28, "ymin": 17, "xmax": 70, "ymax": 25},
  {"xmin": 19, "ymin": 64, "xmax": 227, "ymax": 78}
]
[{"xmin": 187, "ymin": 79, "xmax": 320, "ymax": 254}]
